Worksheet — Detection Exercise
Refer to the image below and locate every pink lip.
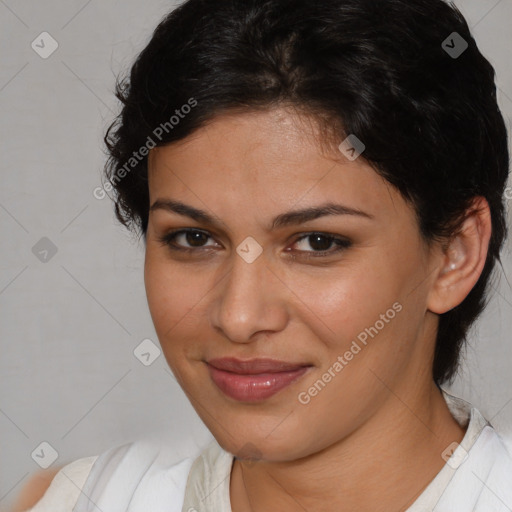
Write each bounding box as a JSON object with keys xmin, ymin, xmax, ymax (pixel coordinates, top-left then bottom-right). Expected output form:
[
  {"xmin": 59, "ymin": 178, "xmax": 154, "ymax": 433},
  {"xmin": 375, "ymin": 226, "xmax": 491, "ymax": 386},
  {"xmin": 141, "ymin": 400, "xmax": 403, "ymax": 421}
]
[{"xmin": 206, "ymin": 358, "xmax": 312, "ymax": 402}]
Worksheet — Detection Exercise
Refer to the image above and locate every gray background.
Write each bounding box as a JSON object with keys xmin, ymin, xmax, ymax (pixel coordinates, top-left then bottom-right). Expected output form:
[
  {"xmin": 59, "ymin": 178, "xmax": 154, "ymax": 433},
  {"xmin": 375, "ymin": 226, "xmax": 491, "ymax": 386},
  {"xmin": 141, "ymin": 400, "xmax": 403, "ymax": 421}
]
[{"xmin": 0, "ymin": 0, "xmax": 511, "ymax": 509}]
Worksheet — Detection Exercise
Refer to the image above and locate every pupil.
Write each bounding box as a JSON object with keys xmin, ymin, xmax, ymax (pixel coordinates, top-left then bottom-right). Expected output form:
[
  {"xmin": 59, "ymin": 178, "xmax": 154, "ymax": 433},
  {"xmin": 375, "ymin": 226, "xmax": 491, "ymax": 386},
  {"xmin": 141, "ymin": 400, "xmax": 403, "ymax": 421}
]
[
  {"xmin": 188, "ymin": 231, "xmax": 207, "ymax": 247},
  {"xmin": 310, "ymin": 234, "xmax": 331, "ymax": 251}
]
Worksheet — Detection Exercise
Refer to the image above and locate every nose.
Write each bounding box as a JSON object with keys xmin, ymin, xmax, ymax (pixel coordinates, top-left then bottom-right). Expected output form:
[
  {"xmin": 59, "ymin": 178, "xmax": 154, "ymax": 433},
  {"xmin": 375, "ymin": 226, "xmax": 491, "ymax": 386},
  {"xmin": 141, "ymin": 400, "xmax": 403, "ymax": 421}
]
[{"xmin": 210, "ymin": 249, "xmax": 289, "ymax": 344}]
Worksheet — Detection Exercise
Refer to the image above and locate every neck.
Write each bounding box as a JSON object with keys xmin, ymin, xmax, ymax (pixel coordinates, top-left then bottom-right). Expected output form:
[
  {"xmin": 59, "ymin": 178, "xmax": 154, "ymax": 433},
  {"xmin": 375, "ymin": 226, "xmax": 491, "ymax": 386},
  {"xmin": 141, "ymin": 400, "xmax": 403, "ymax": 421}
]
[{"xmin": 230, "ymin": 381, "xmax": 466, "ymax": 512}]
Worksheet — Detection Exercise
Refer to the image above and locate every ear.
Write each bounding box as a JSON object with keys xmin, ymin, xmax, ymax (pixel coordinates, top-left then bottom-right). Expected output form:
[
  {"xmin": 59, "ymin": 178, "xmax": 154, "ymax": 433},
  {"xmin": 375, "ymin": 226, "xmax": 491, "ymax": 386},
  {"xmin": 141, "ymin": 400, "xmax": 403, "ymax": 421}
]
[{"xmin": 427, "ymin": 197, "xmax": 492, "ymax": 315}]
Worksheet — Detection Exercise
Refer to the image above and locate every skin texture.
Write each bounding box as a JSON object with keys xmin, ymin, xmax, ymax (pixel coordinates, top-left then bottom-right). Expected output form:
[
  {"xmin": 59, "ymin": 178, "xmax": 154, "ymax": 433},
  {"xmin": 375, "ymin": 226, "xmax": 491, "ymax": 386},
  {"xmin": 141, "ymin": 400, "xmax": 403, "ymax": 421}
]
[{"xmin": 144, "ymin": 106, "xmax": 491, "ymax": 511}]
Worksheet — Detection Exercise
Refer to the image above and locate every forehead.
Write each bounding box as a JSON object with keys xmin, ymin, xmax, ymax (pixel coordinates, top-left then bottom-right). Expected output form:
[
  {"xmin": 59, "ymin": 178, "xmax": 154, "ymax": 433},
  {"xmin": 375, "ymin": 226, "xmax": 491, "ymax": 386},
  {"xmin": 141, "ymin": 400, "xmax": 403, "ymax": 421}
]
[
  {"xmin": 147, "ymin": 108, "xmax": 409, "ymax": 225},
  {"xmin": 148, "ymin": 107, "xmax": 349, "ymax": 176}
]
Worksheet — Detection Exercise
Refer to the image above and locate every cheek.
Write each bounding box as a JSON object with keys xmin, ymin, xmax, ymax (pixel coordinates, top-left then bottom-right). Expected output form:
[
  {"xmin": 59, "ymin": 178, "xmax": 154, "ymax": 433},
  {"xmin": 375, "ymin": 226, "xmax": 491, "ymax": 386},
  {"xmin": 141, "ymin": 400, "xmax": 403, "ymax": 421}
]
[
  {"xmin": 286, "ymin": 256, "xmax": 422, "ymax": 394},
  {"xmin": 144, "ymin": 250, "xmax": 215, "ymax": 347},
  {"xmin": 286, "ymin": 262, "xmax": 403, "ymax": 348},
  {"xmin": 144, "ymin": 252, "xmax": 186, "ymax": 334}
]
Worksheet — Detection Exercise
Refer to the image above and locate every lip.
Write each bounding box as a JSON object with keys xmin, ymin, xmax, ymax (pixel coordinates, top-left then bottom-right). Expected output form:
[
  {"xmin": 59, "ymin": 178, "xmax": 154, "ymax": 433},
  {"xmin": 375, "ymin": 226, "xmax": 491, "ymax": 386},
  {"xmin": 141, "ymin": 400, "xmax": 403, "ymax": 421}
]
[{"xmin": 206, "ymin": 358, "xmax": 312, "ymax": 402}]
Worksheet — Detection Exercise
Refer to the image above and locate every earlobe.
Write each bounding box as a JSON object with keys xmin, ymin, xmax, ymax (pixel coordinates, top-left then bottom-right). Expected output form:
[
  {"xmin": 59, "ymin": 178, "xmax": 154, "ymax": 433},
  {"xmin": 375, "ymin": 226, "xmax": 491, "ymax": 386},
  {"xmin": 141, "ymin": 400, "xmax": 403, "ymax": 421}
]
[{"xmin": 427, "ymin": 197, "xmax": 492, "ymax": 314}]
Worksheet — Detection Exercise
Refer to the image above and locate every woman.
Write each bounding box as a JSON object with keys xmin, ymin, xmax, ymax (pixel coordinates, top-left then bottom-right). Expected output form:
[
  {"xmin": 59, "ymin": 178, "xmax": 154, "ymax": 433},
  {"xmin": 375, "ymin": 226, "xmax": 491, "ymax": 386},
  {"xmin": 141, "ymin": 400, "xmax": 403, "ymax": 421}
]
[{"xmin": 18, "ymin": 0, "xmax": 512, "ymax": 510}]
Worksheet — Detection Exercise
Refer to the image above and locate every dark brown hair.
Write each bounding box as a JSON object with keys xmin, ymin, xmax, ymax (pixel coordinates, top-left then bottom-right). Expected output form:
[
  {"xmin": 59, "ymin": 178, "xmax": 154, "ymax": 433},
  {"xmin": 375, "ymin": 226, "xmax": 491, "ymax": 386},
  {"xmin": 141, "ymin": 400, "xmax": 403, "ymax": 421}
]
[{"xmin": 102, "ymin": 0, "xmax": 509, "ymax": 385}]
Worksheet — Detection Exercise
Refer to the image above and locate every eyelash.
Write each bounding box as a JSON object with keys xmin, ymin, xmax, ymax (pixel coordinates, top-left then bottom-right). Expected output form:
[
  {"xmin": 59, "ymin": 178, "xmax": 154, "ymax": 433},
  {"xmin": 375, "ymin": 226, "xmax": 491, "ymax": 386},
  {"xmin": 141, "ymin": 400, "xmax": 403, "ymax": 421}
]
[{"xmin": 156, "ymin": 229, "xmax": 352, "ymax": 259}]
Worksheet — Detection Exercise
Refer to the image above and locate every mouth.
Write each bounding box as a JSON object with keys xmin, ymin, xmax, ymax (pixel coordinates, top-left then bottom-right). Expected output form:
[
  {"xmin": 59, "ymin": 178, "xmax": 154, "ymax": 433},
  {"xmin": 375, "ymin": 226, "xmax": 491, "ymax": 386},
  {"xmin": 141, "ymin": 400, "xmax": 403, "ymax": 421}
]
[{"xmin": 206, "ymin": 357, "xmax": 313, "ymax": 402}]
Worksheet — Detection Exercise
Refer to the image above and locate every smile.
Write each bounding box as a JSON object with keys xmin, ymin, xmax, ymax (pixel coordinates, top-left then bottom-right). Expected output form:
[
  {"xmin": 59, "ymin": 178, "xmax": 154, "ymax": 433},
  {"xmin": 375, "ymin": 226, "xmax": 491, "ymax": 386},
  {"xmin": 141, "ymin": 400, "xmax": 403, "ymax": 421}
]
[{"xmin": 206, "ymin": 358, "xmax": 313, "ymax": 402}]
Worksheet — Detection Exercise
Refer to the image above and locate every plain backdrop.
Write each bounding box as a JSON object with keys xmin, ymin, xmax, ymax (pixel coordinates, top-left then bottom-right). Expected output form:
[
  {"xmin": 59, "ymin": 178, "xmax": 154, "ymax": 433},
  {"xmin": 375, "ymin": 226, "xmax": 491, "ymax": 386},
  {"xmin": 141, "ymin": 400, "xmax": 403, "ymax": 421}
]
[{"xmin": 0, "ymin": 0, "xmax": 511, "ymax": 509}]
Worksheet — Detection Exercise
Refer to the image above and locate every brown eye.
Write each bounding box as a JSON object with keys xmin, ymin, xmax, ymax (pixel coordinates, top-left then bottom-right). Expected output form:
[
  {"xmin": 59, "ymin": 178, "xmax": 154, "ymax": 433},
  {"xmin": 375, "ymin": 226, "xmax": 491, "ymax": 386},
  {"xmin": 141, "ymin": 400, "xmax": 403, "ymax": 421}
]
[
  {"xmin": 290, "ymin": 233, "xmax": 352, "ymax": 257},
  {"xmin": 181, "ymin": 230, "xmax": 210, "ymax": 247},
  {"xmin": 157, "ymin": 229, "xmax": 217, "ymax": 251},
  {"xmin": 157, "ymin": 229, "xmax": 352, "ymax": 259}
]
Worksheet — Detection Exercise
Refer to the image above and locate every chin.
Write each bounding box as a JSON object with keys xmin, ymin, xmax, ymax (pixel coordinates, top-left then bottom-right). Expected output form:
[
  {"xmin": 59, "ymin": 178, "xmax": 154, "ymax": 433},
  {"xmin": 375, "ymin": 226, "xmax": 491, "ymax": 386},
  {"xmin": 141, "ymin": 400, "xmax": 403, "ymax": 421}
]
[{"xmin": 207, "ymin": 418, "xmax": 314, "ymax": 463}]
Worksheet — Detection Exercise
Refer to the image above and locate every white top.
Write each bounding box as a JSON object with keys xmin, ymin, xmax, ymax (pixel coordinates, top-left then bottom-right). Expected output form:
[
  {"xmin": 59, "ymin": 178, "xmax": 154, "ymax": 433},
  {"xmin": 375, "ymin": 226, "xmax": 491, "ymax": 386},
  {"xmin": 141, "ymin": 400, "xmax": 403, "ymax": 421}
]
[{"xmin": 26, "ymin": 389, "xmax": 512, "ymax": 512}]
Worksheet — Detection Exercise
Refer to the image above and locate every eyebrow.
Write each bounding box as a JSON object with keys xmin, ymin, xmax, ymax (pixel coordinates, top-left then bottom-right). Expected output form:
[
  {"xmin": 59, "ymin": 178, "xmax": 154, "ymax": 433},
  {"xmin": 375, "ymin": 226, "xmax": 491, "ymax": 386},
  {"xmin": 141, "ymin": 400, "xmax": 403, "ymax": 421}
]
[{"xmin": 149, "ymin": 198, "xmax": 374, "ymax": 230}]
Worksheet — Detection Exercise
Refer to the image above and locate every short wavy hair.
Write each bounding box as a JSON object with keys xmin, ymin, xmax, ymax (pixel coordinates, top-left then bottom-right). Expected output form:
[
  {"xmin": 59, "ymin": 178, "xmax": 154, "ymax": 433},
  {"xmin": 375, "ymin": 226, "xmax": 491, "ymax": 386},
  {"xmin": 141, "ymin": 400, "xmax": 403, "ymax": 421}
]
[{"xmin": 102, "ymin": 0, "xmax": 510, "ymax": 386}]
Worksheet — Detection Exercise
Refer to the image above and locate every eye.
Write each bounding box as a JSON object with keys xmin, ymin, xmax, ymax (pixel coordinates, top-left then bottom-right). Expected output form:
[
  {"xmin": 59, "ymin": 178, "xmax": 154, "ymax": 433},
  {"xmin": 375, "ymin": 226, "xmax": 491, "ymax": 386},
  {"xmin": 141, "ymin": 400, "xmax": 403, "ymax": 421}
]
[
  {"xmin": 288, "ymin": 232, "xmax": 352, "ymax": 258},
  {"xmin": 157, "ymin": 229, "xmax": 217, "ymax": 252},
  {"xmin": 156, "ymin": 229, "xmax": 352, "ymax": 258}
]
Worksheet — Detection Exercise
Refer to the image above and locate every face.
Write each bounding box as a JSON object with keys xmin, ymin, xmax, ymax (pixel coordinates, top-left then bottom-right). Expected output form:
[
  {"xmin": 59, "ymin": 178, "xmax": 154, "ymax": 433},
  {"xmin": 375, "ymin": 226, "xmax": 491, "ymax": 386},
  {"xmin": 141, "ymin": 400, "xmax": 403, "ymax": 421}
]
[{"xmin": 144, "ymin": 107, "xmax": 440, "ymax": 462}]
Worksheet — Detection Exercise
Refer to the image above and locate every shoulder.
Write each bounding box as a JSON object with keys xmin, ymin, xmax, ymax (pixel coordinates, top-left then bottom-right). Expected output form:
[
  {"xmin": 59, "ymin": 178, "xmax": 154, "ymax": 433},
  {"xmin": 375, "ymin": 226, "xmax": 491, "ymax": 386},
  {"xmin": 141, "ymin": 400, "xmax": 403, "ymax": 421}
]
[
  {"xmin": 481, "ymin": 428, "xmax": 512, "ymax": 497},
  {"xmin": 438, "ymin": 426, "xmax": 512, "ymax": 511},
  {"xmin": 17, "ymin": 437, "xmax": 200, "ymax": 512},
  {"xmin": 11, "ymin": 467, "xmax": 61, "ymax": 512},
  {"xmin": 73, "ymin": 437, "xmax": 198, "ymax": 512},
  {"xmin": 16, "ymin": 455, "xmax": 98, "ymax": 512}
]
